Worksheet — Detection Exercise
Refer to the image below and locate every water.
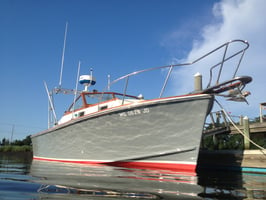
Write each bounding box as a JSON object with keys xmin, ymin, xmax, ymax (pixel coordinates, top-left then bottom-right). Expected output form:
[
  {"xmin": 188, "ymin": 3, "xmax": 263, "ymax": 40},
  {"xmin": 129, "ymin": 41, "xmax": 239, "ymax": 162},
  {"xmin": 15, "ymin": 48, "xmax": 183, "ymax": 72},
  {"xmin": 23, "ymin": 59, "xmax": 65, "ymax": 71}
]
[{"xmin": 0, "ymin": 152, "xmax": 265, "ymax": 200}]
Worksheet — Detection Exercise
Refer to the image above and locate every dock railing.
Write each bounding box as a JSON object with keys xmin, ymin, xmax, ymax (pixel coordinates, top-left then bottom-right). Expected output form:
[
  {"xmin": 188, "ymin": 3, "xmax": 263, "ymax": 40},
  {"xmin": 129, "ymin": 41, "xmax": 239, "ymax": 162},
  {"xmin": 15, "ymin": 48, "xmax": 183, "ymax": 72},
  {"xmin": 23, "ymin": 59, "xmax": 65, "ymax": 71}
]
[{"xmin": 203, "ymin": 110, "xmax": 231, "ymax": 137}]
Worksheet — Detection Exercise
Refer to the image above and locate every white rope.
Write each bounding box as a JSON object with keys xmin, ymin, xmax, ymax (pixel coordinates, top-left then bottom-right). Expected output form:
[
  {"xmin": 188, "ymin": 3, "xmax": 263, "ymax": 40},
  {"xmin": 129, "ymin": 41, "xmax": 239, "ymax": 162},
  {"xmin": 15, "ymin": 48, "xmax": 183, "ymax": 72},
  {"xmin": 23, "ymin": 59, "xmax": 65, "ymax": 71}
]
[{"xmin": 215, "ymin": 100, "xmax": 265, "ymax": 151}]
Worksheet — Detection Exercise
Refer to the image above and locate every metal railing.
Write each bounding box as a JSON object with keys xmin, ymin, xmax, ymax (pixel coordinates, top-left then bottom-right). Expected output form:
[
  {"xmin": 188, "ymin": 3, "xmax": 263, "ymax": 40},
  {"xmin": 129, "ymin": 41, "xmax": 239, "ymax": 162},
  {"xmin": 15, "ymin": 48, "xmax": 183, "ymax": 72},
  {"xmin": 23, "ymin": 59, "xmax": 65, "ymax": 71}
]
[{"xmin": 106, "ymin": 40, "xmax": 249, "ymax": 101}]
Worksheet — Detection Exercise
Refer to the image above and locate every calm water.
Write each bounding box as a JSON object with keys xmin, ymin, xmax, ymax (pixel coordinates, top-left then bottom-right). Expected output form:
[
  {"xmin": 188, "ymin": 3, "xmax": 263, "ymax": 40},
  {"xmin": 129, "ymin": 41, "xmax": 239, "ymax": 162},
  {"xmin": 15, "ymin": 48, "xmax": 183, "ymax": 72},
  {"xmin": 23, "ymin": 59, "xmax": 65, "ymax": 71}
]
[{"xmin": 0, "ymin": 152, "xmax": 265, "ymax": 200}]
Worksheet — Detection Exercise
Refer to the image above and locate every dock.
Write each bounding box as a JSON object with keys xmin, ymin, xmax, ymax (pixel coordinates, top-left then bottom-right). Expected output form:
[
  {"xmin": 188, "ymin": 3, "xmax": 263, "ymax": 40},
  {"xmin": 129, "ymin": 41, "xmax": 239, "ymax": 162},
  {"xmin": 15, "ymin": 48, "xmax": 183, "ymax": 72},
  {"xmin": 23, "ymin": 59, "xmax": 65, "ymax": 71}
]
[
  {"xmin": 200, "ymin": 105, "xmax": 266, "ymax": 173},
  {"xmin": 230, "ymin": 121, "xmax": 266, "ymax": 134},
  {"xmin": 203, "ymin": 110, "xmax": 266, "ymax": 148}
]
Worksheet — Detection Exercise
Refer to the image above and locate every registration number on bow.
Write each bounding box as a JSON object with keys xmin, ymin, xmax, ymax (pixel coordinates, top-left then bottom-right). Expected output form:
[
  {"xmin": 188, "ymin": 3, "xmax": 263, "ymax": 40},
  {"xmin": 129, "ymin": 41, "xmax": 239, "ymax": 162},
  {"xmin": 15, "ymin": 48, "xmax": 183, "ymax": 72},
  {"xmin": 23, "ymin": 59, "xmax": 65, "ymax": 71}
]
[{"xmin": 119, "ymin": 108, "xmax": 150, "ymax": 117}]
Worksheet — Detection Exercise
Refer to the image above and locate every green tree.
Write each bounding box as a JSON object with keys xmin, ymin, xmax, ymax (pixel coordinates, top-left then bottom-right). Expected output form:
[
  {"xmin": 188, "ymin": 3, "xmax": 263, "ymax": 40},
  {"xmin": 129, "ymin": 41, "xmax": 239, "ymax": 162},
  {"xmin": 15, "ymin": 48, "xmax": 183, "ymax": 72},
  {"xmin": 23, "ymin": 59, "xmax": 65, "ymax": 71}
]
[
  {"xmin": 22, "ymin": 135, "xmax": 32, "ymax": 145},
  {"xmin": 1, "ymin": 138, "xmax": 10, "ymax": 146}
]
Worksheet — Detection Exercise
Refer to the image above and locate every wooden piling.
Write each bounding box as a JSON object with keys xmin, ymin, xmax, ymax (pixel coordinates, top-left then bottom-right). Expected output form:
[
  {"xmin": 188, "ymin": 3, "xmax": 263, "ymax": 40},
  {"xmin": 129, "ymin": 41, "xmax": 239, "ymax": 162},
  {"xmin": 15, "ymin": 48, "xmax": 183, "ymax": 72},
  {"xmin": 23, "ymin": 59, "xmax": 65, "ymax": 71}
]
[
  {"xmin": 239, "ymin": 115, "xmax": 243, "ymax": 126},
  {"xmin": 243, "ymin": 116, "xmax": 250, "ymax": 149},
  {"xmin": 260, "ymin": 102, "xmax": 266, "ymax": 123}
]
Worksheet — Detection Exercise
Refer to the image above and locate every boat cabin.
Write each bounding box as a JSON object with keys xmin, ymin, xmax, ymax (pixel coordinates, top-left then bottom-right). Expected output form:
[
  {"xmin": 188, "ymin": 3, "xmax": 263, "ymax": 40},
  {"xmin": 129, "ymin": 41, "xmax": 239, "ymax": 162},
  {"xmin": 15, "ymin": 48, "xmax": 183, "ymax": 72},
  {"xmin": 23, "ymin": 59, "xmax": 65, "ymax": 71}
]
[{"xmin": 58, "ymin": 91, "xmax": 143, "ymax": 125}]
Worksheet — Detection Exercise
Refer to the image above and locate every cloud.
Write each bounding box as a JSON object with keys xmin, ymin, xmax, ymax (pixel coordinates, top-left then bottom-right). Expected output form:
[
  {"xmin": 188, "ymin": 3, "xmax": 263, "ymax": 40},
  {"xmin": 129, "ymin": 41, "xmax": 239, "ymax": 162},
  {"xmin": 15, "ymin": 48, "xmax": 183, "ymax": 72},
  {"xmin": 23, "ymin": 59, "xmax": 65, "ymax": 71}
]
[{"xmin": 169, "ymin": 0, "xmax": 266, "ymax": 118}]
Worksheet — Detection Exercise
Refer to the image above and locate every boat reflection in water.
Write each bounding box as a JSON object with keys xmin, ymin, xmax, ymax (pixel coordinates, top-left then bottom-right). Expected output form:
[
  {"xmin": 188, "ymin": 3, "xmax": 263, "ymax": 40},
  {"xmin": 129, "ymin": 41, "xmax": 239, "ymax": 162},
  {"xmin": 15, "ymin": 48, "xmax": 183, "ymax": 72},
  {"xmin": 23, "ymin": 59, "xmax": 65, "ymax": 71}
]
[
  {"xmin": 30, "ymin": 160, "xmax": 203, "ymax": 199},
  {"xmin": 30, "ymin": 160, "xmax": 266, "ymax": 199},
  {"xmin": 1, "ymin": 152, "xmax": 265, "ymax": 200}
]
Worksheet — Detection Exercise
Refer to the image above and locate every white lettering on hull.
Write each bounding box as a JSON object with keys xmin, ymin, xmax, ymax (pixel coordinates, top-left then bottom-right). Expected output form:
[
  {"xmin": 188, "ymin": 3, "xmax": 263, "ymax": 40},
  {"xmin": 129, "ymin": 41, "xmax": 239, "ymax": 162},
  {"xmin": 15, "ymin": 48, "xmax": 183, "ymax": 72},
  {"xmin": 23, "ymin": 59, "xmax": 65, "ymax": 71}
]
[{"xmin": 119, "ymin": 108, "xmax": 150, "ymax": 117}]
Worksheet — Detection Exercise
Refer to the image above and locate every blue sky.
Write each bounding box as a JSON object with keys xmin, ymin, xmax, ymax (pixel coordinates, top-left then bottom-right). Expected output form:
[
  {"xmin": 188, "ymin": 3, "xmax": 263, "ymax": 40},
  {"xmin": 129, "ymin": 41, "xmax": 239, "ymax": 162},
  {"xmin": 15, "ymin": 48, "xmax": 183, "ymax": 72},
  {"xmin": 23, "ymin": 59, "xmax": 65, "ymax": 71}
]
[{"xmin": 0, "ymin": 0, "xmax": 265, "ymax": 140}]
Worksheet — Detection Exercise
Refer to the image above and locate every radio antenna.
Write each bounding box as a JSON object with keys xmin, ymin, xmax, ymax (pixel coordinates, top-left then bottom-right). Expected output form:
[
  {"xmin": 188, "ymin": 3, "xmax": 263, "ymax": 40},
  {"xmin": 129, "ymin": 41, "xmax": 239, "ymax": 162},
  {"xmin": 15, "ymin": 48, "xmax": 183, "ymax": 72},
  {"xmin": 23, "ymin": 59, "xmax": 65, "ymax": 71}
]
[
  {"xmin": 108, "ymin": 74, "xmax": 111, "ymax": 91},
  {"xmin": 72, "ymin": 61, "xmax": 81, "ymax": 116},
  {"xmin": 59, "ymin": 22, "xmax": 68, "ymax": 88}
]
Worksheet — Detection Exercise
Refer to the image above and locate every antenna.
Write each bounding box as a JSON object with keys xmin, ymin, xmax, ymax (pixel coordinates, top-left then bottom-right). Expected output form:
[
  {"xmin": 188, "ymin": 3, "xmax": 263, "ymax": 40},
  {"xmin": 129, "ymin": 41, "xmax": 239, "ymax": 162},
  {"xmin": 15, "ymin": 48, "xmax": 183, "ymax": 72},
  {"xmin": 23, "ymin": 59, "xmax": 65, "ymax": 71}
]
[
  {"xmin": 108, "ymin": 74, "xmax": 111, "ymax": 91},
  {"xmin": 90, "ymin": 67, "xmax": 93, "ymax": 78},
  {"xmin": 72, "ymin": 61, "xmax": 81, "ymax": 115},
  {"xmin": 59, "ymin": 22, "xmax": 68, "ymax": 88}
]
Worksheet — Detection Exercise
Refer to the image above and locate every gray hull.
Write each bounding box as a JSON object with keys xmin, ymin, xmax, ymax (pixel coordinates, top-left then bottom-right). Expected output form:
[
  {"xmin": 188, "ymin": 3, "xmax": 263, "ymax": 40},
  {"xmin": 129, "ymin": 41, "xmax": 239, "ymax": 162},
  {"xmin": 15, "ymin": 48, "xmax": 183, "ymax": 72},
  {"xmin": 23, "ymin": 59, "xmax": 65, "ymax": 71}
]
[{"xmin": 32, "ymin": 94, "xmax": 213, "ymax": 171}]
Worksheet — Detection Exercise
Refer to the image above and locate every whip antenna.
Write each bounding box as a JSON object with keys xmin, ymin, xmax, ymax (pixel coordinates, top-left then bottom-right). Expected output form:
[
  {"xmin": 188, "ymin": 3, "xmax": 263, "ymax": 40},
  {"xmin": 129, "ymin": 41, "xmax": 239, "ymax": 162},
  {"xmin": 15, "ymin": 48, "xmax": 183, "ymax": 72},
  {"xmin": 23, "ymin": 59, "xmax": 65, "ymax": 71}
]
[{"xmin": 59, "ymin": 22, "xmax": 68, "ymax": 87}]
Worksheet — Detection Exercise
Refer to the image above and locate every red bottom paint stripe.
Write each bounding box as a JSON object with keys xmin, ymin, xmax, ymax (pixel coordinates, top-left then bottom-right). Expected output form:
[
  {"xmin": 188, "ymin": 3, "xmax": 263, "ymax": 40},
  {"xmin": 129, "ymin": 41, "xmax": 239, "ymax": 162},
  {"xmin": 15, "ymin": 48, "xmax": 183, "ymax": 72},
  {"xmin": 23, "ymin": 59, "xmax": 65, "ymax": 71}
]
[
  {"xmin": 33, "ymin": 156, "xmax": 196, "ymax": 173},
  {"xmin": 108, "ymin": 161, "xmax": 196, "ymax": 172}
]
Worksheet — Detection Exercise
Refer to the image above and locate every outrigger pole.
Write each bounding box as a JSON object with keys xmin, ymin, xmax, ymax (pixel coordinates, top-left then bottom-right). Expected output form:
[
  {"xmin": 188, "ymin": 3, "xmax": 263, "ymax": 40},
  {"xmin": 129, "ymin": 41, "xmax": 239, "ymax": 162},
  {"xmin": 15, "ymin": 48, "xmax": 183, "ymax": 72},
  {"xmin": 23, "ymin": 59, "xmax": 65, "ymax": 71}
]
[
  {"xmin": 45, "ymin": 22, "xmax": 68, "ymax": 128},
  {"xmin": 44, "ymin": 81, "xmax": 57, "ymax": 128}
]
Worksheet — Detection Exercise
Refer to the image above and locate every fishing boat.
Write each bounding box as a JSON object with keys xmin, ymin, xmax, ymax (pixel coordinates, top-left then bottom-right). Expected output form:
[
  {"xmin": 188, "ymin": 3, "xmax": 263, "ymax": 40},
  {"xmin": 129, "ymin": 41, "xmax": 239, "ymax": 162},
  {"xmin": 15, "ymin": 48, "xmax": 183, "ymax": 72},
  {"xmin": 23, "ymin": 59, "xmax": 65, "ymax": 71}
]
[{"xmin": 31, "ymin": 40, "xmax": 252, "ymax": 172}]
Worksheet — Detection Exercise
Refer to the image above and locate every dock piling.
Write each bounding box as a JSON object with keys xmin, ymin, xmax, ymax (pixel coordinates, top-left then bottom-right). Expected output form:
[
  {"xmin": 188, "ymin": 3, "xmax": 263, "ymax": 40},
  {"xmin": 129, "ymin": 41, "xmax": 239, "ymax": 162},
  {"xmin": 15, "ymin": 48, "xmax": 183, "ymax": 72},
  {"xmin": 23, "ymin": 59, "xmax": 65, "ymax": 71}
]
[
  {"xmin": 243, "ymin": 116, "xmax": 250, "ymax": 149},
  {"xmin": 260, "ymin": 102, "xmax": 266, "ymax": 123},
  {"xmin": 239, "ymin": 115, "xmax": 243, "ymax": 126}
]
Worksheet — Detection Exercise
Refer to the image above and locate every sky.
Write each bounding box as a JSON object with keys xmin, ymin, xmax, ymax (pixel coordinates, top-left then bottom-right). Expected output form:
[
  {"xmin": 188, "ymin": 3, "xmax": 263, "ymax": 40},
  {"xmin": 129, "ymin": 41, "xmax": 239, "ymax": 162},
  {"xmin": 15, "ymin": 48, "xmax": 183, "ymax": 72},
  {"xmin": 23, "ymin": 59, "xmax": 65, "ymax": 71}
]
[{"xmin": 0, "ymin": 0, "xmax": 265, "ymax": 140}]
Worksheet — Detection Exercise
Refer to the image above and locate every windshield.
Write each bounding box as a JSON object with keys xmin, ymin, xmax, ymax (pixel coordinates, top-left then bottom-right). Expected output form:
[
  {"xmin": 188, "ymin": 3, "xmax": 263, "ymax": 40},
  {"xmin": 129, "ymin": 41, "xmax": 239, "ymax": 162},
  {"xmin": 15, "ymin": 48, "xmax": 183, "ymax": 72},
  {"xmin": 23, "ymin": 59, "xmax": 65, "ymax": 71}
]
[
  {"xmin": 67, "ymin": 92, "xmax": 140, "ymax": 112},
  {"xmin": 84, "ymin": 93, "xmax": 114, "ymax": 105},
  {"xmin": 68, "ymin": 95, "xmax": 83, "ymax": 111}
]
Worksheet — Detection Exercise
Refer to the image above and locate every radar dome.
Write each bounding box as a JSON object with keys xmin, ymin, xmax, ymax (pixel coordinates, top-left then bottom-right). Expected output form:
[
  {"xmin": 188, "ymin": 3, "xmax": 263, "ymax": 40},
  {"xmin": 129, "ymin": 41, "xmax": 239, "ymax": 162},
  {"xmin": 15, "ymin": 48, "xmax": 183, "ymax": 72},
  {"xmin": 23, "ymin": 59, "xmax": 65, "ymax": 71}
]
[{"xmin": 79, "ymin": 75, "xmax": 96, "ymax": 91}]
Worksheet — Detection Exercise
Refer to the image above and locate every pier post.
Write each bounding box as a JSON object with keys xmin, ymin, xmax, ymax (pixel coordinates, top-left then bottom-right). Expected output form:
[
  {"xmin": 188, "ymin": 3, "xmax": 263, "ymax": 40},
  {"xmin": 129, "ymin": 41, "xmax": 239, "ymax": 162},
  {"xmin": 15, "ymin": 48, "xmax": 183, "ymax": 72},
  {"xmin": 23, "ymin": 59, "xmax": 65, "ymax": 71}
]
[
  {"xmin": 239, "ymin": 115, "xmax": 243, "ymax": 125},
  {"xmin": 212, "ymin": 134, "xmax": 218, "ymax": 149},
  {"xmin": 243, "ymin": 116, "xmax": 250, "ymax": 149},
  {"xmin": 194, "ymin": 72, "xmax": 202, "ymax": 92},
  {"xmin": 259, "ymin": 103, "xmax": 266, "ymax": 123}
]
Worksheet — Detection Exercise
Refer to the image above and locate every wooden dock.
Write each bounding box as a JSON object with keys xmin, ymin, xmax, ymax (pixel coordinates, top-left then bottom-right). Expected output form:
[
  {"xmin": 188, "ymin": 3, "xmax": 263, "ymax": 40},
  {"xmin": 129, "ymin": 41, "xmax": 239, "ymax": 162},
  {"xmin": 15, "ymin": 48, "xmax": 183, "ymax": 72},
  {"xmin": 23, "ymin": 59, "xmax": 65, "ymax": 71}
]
[
  {"xmin": 201, "ymin": 113, "xmax": 266, "ymax": 173},
  {"xmin": 230, "ymin": 121, "xmax": 266, "ymax": 134}
]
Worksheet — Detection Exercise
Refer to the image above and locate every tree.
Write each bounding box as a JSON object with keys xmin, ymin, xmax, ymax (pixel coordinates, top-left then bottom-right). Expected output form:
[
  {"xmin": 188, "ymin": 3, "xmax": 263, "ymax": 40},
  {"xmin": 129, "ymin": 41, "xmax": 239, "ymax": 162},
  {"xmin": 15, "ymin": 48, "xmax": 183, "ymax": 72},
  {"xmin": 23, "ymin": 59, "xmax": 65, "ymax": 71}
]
[
  {"xmin": 1, "ymin": 138, "xmax": 10, "ymax": 146},
  {"xmin": 0, "ymin": 135, "xmax": 32, "ymax": 146},
  {"xmin": 21, "ymin": 135, "xmax": 32, "ymax": 146}
]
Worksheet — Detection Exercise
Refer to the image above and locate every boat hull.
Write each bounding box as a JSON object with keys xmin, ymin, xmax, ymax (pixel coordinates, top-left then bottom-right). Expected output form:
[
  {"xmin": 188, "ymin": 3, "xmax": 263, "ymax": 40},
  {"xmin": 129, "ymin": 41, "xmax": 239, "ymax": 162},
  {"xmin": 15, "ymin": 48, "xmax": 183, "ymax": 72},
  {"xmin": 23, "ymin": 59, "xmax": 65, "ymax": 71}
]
[{"xmin": 32, "ymin": 94, "xmax": 213, "ymax": 172}]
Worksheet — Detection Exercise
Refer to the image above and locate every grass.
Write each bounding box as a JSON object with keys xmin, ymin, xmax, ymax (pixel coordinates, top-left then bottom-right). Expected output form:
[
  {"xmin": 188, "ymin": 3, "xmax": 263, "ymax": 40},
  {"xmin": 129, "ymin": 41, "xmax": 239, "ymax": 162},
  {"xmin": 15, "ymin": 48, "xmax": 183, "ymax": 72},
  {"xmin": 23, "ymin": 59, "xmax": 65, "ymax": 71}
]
[{"xmin": 0, "ymin": 145, "xmax": 32, "ymax": 152}]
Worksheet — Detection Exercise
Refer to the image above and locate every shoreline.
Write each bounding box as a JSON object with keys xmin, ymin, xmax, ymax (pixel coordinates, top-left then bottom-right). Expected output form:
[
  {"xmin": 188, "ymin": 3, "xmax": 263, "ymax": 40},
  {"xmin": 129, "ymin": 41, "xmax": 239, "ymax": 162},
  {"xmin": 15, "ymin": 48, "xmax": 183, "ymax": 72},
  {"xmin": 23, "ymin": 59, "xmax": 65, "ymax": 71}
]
[{"xmin": 0, "ymin": 145, "xmax": 32, "ymax": 153}]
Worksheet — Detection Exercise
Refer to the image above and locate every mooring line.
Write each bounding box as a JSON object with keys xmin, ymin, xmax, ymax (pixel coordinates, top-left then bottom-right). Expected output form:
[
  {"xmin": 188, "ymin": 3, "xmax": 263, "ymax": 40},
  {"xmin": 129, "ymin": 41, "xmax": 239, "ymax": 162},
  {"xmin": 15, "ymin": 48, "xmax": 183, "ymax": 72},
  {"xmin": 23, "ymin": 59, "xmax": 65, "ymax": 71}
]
[{"xmin": 215, "ymin": 99, "xmax": 266, "ymax": 154}]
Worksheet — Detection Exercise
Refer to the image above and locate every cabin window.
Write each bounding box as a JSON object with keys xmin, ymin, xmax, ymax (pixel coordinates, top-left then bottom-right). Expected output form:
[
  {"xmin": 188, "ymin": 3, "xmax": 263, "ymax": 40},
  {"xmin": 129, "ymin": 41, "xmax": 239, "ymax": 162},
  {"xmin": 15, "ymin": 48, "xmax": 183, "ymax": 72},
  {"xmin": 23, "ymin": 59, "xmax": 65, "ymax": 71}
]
[
  {"xmin": 78, "ymin": 112, "xmax": 85, "ymax": 117},
  {"xmin": 100, "ymin": 105, "xmax": 108, "ymax": 110}
]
